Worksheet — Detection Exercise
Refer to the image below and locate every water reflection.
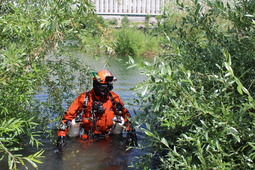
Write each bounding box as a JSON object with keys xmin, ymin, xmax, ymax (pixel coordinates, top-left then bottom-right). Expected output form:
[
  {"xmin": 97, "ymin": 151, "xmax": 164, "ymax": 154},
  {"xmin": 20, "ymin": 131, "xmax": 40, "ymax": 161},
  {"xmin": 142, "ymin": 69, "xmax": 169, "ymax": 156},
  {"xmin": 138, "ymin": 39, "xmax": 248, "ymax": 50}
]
[
  {"xmin": 33, "ymin": 135, "xmax": 131, "ymax": 170},
  {"xmin": 57, "ymin": 135, "xmax": 130, "ymax": 170}
]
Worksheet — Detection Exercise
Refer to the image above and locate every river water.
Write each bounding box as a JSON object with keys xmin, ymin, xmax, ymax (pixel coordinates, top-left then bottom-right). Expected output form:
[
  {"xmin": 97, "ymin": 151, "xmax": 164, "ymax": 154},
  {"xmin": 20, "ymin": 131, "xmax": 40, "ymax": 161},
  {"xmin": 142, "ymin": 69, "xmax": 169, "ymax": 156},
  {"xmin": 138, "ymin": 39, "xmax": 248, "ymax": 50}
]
[{"xmin": 16, "ymin": 52, "xmax": 147, "ymax": 170}]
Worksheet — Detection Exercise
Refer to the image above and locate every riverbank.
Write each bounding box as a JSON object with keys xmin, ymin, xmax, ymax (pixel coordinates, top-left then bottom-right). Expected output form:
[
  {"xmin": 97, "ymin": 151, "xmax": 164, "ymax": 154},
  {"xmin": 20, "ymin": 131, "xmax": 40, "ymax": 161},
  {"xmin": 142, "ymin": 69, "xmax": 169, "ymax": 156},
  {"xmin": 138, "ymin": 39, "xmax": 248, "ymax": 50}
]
[{"xmin": 100, "ymin": 15, "xmax": 158, "ymax": 28}]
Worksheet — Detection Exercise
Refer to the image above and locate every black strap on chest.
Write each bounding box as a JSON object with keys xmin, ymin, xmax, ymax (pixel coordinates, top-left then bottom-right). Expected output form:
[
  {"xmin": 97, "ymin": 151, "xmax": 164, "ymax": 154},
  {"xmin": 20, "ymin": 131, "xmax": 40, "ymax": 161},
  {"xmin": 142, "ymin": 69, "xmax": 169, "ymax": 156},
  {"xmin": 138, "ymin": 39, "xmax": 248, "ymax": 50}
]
[
  {"xmin": 75, "ymin": 92, "xmax": 89, "ymax": 122},
  {"xmin": 109, "ymin": 92, "xmax": 124, "ymax": 116},
  {"xmin": 82, "ymin": 92, "xmax": 89, "ymax": 111},
  {"xmin": 81, "ymin": 91, "xmax": 123, "ymax": 116}
]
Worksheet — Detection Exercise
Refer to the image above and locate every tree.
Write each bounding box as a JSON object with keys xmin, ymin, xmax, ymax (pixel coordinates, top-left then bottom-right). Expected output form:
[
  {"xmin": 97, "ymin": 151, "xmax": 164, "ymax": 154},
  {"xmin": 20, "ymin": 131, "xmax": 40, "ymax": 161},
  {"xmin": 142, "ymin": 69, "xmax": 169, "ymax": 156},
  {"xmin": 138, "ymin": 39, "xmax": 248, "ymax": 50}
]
[{"xmin": 0, "ymin": 0, "xmax": 95, "ymax": 169}]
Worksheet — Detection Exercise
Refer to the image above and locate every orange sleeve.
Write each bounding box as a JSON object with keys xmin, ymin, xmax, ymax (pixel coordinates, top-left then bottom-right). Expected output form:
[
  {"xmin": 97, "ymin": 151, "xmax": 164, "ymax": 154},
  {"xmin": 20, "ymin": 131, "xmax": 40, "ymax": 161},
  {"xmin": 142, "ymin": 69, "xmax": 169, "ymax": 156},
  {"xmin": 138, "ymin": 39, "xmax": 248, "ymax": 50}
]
[
  {"xmin": 58, "ymin": 92, "xmax": 87, "ymax": 137},
  {"xmin": 62, "ymin": 92, "xmax": 87, "ymax": 122}
]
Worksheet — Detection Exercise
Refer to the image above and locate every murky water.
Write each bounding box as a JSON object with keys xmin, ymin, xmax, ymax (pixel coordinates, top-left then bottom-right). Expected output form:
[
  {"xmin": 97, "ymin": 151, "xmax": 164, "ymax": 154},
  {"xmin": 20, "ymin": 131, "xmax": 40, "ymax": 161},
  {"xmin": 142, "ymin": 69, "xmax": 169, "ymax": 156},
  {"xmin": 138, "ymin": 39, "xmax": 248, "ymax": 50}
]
[{"xmin": 15, "ymin": 52, "xmax": 147, "ymax": 170}]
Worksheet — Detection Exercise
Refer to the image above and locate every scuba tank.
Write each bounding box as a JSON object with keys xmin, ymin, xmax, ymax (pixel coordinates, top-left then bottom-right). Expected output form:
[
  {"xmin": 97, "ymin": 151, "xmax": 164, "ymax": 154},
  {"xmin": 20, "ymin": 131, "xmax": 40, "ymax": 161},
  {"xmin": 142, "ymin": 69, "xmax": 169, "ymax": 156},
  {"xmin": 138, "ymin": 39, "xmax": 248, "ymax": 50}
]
[
  {"xmin": 111, "ymin": 116, "xmax": 124, "ymax": 134},
  {"xmin": 68, "ymin": 119, "xmax": 80, "ymax": 137}
]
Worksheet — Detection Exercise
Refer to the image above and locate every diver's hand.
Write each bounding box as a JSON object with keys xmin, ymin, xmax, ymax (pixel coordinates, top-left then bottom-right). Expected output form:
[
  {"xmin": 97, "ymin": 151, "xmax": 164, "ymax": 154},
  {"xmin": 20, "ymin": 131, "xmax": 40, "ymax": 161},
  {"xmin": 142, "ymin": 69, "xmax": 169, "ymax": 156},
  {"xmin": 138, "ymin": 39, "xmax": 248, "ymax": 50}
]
[
  {"xmin": 56, "ymin": 136, "xmax": 65, "ymax": 151},
  {"xmin": 59, "ymin": 121, "xmax": 68, "ymax": 130},
  {"xmin": 126, "ymin": 129, "xmax": 138, "ymax": 146}
]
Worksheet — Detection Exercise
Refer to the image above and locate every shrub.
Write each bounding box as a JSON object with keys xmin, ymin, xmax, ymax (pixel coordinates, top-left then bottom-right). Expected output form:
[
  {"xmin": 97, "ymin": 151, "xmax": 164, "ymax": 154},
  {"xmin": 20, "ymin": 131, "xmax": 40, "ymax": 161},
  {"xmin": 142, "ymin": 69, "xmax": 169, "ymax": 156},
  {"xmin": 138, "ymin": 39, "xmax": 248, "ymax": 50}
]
[
  {"xmin": 108, "ymin": 18, "xmax": 118, "ymax": 25},
  {"xmin": 113, "ymin": 28, "xmax": 161, "ymax": 57},
  {"xmin": 0, "ymin": 0, "xmax": 94, "ymax": 169},
  {"xmin": 121, "ymin": 16, "xmax": 130, "ymax": 27},
  {"xmin": 132, "ymin": 0, "xmax": 255, "ymax": 169},
  {"xmin": 113, "ymin": 28, "xmax": 144, "ymax": 56}
]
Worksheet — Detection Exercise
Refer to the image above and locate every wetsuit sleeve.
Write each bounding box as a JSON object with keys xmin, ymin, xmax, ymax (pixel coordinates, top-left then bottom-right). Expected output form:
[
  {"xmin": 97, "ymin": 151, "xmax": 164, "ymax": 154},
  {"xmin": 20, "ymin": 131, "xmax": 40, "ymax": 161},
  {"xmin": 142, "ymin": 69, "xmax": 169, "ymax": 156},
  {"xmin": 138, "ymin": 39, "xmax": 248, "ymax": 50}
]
[
  {"xmin": 58, "ymin": 92, "xmax": 86, "ymax": 136},
  {"xmin": 62, "ymin": 92, "xmax": 86, "ymax": 122}
]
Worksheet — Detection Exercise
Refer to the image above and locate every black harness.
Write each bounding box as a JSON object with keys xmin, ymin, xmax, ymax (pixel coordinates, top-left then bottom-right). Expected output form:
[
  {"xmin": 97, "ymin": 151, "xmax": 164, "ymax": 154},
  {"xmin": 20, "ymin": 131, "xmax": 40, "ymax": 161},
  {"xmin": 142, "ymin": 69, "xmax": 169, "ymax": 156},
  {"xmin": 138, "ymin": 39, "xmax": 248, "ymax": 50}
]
[{"xmin": 78, "ymin": 91, "xmax": 125, "ymax": 140}]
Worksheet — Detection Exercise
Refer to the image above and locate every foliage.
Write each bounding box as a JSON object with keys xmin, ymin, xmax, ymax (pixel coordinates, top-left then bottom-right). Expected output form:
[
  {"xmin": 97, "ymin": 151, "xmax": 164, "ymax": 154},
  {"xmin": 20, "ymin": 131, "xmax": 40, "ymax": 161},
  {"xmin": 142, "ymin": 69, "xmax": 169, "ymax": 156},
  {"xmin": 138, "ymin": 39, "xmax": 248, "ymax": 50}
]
[
  {"xmin": 163, "ymin": 0, "xmax": 255, "ymax": 89},
  {"xmin": 78, "ymin": 32, "xmax": 102, "ymax": 55},
  {"xmin": 0, "ymin": 0, "xmax": 94, "ymax": 169},
  {"xmin": 76, "ymin": 13, "xmax": 107, "ymax": 38},
  {"xmin": 132, "ymin": 0, "xmax": 255, "ymax": 169},
  {"xmin": 121, "ymin": 16, "xmax": 130, "ymax": 28},
  {"xmin": 112, "ymin": 28, "xmax": 161, "ymax": 57},
  {"xmin": 108, "ymin": 18, "xmax": 118, "ymax": 25},
  {"xmin": 113, "ymin": 28, "xmax": 143, "ymax": 56}
]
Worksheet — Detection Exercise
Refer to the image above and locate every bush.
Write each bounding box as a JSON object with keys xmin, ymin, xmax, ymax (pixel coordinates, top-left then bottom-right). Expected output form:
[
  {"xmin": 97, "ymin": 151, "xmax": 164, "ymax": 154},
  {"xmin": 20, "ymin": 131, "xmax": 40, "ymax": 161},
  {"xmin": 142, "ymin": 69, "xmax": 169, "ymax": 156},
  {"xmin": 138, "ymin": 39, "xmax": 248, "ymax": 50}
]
[
  {"xmin": 0, "ymin": 0, "xmax": 94, "ymax": 169},
  {"xmin": 132, "ymin": 0, "xmax": 255, "ymax": 169},
  {"xmin": 113, "ymin": 28, "xmax": 161, "ymax": 57},
  {"xmin": 134, "ymin": 54, "xmax": 255, "ymax": 169},
  {"xmin": 108, "ymin": 18, "xmax": 118, "ymax": 25},
  {"xmin": 121, "ymin": 16, "xmax": 130, "ymax": 27}
]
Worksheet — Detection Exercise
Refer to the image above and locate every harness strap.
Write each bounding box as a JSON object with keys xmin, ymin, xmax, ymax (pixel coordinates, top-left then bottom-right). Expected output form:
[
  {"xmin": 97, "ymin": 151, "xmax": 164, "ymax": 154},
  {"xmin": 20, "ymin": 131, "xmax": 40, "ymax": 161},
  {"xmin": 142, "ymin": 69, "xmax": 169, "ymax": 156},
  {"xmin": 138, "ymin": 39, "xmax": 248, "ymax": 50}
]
[
  {"xmin": 74, "ymin": 92, "xmax": 89, "ymax": 122},
  {"xmin": 109, "ymin": 92, "xmax": 123, "ymax": 116},
  {"xmin": 82, "ymin": 92, "xmax": 89, "ymax": 111},
  {"xmin": 81, "ymin": 92, "xmax": 124, "ymax": 134}
]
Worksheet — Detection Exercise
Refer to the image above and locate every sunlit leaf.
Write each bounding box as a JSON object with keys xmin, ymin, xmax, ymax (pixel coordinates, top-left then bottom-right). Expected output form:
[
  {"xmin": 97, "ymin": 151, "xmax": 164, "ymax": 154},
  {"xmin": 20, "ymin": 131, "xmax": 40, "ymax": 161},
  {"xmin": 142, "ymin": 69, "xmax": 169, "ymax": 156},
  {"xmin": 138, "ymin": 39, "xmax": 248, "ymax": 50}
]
[
  {"xmin": 161, "ymin": 137, "xmax": 169, "ymax": 148},
  {"xmin": 227, "ymin": 127, "xmax": 240, "ymax": 143},
  {"xmin": 237, "ymin": 85, "xmax": 243, "ymax": 95},
  {"xmin": 143, "ymin": 129, "xmax": 155, "ymax": 138},
  {"xmin": 141, "ymin": 85, "xmax": 148, "ymax": 96}
]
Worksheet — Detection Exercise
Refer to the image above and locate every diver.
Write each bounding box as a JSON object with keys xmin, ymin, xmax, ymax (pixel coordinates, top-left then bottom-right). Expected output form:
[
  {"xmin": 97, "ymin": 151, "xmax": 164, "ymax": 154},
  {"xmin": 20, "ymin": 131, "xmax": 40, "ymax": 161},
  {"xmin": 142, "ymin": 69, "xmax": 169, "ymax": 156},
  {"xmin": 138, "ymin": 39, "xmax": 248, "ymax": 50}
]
[{"xmin": 56, "ymin": 69, "xmax": 137, "ymax": 151}]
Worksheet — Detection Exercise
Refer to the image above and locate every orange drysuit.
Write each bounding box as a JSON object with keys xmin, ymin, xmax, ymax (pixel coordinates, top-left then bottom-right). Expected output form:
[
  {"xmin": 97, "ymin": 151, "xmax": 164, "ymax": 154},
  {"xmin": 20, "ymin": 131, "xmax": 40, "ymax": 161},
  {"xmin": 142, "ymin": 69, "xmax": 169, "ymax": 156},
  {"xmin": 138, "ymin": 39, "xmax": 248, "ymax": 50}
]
[{"xmin": 58, "ymin": 89, "xmax": 131, "ymax": 137}]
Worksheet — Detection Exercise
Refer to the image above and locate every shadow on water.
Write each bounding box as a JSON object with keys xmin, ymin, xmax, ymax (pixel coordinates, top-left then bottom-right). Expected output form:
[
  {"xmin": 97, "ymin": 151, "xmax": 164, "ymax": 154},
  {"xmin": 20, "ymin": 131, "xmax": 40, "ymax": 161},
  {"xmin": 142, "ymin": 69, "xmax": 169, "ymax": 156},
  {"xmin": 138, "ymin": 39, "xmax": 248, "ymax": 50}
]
[{"xmin": 14, "ymin": 52, "xmax": 149, "ymax": 170}]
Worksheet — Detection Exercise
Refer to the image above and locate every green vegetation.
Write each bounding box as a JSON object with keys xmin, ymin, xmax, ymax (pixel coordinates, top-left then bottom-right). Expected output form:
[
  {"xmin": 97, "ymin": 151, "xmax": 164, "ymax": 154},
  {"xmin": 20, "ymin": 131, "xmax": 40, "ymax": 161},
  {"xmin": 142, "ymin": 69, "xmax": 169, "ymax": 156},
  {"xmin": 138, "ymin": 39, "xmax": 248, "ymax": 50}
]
[
  {"xmin": 112, "ymin": 28, "xmax": 161, "ymax": 57},
  {"xmin": 0, "ymin": 0, "xmax": 96, "ymax": 169},
  {"xmin": 108, "ymin": 18, "xmax": 118, "ymax": 25},
  {"xmin": 121, "ymin": 16, "xmax": 130, "ymax": 28},
  {"xmin": 1, "ymin": 0, "xmax": 255, "ymax": 169},
  {"xmin": 131, "ymin": 0, "xmax": 255, "ymax": 169}
]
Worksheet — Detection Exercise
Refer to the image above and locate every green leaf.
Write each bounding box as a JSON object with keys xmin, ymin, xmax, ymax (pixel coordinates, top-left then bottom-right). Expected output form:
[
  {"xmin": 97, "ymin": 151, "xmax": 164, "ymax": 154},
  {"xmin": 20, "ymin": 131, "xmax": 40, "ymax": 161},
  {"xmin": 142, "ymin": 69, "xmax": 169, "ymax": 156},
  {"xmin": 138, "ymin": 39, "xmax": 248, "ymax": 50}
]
[
  {"xmin": 143, "ymin": 128, "xmax": 155, "ymax": 138},
  {"xmin": 224, "ymin": 62, "xmax": 233, "ymax": 75},
  {"xmin": 145, "ymin": 123, "xmax": 151, "ymax": 130},
  {"xmin": 161, "ymin": 137, "xmax": 169, "ymax": 148},
  {"xmin": 237, "ymin": 85, "xmax": 243, "ymax": 95},
  {"xmin": 141, "ymin": 85, "xmax": 148, "ymax": 96},
  {"xmin": 153, "ymin": 101, "xmax": 161, "ymax": 112},
  {"xmin": 227, "ymin": 127, "xmax": 240, "ymax": 143},
  {"xmin": 24, "ymin": 158, "xmax": 38, "ymax": 169}
]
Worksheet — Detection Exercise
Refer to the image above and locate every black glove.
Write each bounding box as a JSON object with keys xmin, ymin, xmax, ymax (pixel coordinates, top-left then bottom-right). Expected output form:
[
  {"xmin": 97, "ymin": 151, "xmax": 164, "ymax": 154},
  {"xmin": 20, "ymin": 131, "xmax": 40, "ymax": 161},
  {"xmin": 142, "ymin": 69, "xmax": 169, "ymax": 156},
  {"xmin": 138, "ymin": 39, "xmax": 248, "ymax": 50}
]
[
  {"xmin": 59, "ymin": 122, "xmax": 68, "ymax": 130},
  {"xmin": 126, "ymin": 129, "xmax": 138, "ymax": 146},
  {"xmin": 56, "ymin": 136, "xmax": 65, "ymax": 151}
]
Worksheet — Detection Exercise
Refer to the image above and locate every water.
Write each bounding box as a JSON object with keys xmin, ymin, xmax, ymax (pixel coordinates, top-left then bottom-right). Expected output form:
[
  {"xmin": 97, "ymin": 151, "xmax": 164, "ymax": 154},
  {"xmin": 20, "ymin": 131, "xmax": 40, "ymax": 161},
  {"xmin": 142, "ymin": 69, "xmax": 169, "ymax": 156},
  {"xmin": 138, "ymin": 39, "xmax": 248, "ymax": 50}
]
[{"xmin": 16, "ymin": 52, "xmax": 147, "ymax": 170}]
